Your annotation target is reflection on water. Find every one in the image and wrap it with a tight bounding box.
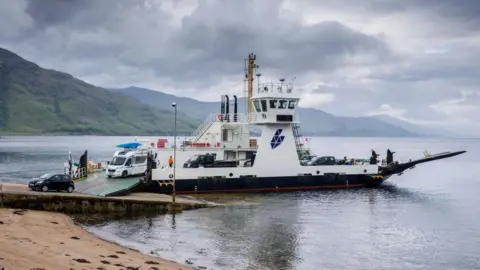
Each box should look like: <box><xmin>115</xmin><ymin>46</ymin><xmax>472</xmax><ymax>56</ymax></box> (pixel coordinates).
<box><xmin>3</xmin><ymin>136</ymin><xmax>480</xmax><ymax>269</ymax></box>
<box><xmin>80</xmin><ymin>185</ymin><xmax>480</xmax><ymax>270</ymax></box>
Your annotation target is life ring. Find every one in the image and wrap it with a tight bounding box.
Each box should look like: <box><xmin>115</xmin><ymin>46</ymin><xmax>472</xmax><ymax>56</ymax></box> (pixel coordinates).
<box><xmin>218</xmin><ymin>114</ymin><xmax>223</xmax><ymax>121</ymax></box>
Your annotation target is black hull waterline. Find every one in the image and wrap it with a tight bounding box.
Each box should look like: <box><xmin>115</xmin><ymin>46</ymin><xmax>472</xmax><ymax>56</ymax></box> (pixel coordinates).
<box><xmin>139</xmin><ymin>174</ymin><xmax>386</xmax><ymax>194</ymax></box>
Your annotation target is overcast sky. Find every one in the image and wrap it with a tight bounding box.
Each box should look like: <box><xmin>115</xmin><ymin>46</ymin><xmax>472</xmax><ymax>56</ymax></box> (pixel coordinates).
<box><xmin>1</xmin><ymin>0</ymin><xmax>479</xmax><ymax>136</ymax></box>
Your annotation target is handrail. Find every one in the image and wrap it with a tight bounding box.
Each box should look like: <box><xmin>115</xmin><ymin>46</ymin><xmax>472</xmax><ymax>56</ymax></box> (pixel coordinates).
<box><xmin>257</xmin><ymin>81</ymin><xmax>294</xmax><ymax>94</ymax></box>
<box><xmin>190</xmin><ymin>114</ymin><xmax>218</xmax><ymax>142</ymax></box>
<box><xmin>72</xmin><ymin>167</ymin><xmax>87</xmax><ymax>180</ymax></box>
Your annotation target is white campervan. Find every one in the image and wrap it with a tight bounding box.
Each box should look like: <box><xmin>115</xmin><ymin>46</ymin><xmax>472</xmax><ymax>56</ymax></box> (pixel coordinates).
<box><xmin>106</xmin><ymin>149</ymin><xmax>148</xmax><ymax>178</ymax></box>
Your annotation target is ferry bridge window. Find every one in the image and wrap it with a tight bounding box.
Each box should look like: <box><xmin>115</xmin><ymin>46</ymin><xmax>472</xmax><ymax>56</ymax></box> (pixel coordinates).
<box><xmin>269</xmin><ymin>99</ymin><xmax>278</xmax><ymax>109</ymax></box>
<box><xmin>288</xmin><ymin>100</ymin><xmax>296</xmax><ymax>109</ymax></box>
<box><xmin>261</xmin><ymin>100</ymin><xmax>267</xmax><ymax>111</ymax></box>
<box><xmin>253</xmin><ymin>100</ymin><xmax>261</xmax><ymax>112</ymax></box>
<box><xmin>278</xmin><ymin>100</ymin><xmax>288</xmax><ymax>109</ymax></box>
<box><xmin>277</xmin><ymin>114</ymin><xmax>293</xmax><ymax>122</ymax></box>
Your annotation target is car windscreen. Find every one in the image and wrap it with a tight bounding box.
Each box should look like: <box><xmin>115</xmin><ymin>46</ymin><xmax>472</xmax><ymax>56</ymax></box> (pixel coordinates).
<box><xmin>187</xmin><ymin>155</ymin><xmax>199</xmax><ymax>162</ymax></box>
<box><xmin>110</xmin><ymin>157</ymin><xmax>126</xmax><ymax>166</ymax></box>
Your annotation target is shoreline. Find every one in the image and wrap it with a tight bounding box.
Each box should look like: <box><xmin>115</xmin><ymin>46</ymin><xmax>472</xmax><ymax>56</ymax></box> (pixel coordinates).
<box><xmin>0</xmin><ymin>208</ymin><xmax>193</xmax><ymax>270</ymax></box>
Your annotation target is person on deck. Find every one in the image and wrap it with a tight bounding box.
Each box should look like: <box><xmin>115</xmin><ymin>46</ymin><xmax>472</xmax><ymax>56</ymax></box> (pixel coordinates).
<box><xmin>168</xmin><ymin>155</ymin><xmax>174</xmax><ymax>168</ymax></box>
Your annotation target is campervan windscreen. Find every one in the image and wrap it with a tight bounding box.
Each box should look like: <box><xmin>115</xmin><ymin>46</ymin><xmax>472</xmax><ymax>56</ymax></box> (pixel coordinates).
<box><xmin>111</xmin><ymin>157</ymin><xmax>126</xmax><ymax>166</ymax></box>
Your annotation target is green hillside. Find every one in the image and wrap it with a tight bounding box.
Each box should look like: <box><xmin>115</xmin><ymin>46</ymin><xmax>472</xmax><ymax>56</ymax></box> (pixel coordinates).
<box><xmin>0</xmin><ymin>48</ymin><xmax>199</xmax><ymax>135</ymax></box>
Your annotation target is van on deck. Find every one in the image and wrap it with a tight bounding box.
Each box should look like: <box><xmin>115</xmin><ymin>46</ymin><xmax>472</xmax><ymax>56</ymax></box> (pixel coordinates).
<box><xmin>106</xmin><ymin>149</ymin><xmax>148</xmax><ymax>178</ymax></box>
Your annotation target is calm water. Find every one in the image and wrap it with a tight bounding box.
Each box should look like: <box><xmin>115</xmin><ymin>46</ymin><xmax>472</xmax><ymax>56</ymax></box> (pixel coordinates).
<box><xmin>1</xmin><ymin>136</ymin><xmax>479</xmax><ymax>270</ymax></box>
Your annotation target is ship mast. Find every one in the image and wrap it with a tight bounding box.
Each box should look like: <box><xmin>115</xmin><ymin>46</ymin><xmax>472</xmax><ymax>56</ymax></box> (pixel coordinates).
<box><xmin>244</xmin><ymin>53</ymin><xmax>256</xmax><ymax>119</ymax></box>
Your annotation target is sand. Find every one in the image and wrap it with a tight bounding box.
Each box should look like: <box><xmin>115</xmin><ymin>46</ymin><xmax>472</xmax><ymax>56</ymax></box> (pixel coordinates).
<box><xmin>0</xmin><ymin>208</ymin><xmax>193</xmax><ymax>270</ymax></box>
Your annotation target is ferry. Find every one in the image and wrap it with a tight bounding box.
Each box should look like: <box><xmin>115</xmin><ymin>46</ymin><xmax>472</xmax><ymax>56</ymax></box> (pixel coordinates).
<box><xmin>137</xmin><ymin>53</ymin><xmax>467</xmax><ymax>194</ymax></box>
<box><xmin>112</xmin><ymin>53</ymin><xmax>311</xmax><ymax>171</ymax></box>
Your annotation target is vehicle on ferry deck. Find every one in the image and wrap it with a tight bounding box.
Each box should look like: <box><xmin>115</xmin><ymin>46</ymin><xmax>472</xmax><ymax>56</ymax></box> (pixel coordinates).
<box><xmin>106</xmin><ymin>148</ymin><xmax>149</xmax><ymax>178</ymax></box>
<box><xmin>183</xmin><ymin>153</ymin><xmax>251</xmax><ymax>168</ymax></box>
<box><xmin>305</xmin><ymin>156</ymin><xmax>336</xmax><ymax>166</ymax></box>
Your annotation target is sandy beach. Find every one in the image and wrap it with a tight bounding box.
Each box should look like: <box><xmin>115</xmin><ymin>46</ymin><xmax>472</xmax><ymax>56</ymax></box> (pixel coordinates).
<box><xmin>0</xmin><ymin>208</ymin><xmax>193</xmax><ymax>270</ymax></box>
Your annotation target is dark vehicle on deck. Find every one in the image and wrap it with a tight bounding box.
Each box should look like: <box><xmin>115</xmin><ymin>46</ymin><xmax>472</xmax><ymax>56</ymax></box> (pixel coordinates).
<box><xmin>183</xmin><ymin>153</ymin><xmax>243</xmax><ymax>168</ymax></box>
<box><xmin>28</xmin><ymin>173</ymin><xmax>75</xmax><ymax>193</ymax></box>
<box><xmin>300</xmin><ymin>155</ymin><xmax>317</xmax><ymax>165</ymax></box>
<box><xmin>306</xmin><ymin>156</ymin><xmax>337</xmax><ymax>166</ymax></box>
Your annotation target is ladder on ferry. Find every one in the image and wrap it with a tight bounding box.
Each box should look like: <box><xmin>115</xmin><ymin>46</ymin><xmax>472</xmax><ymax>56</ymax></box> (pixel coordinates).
<box><xmin>292</xmin><ymin>123</ymin><xmax>305</xmax><ymax>160</ymax></box>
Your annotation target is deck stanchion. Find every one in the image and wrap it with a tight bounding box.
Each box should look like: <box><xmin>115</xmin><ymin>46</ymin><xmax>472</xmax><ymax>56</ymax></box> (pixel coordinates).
<box><xmin>0</xmin><ymin>184</ymin><xmax>3</xmax><ymax>207</ymax></box>
<box><xmin>172</xmin><ymin>102</ymin><xmax>177</xmax><ymax>204</ymax></box>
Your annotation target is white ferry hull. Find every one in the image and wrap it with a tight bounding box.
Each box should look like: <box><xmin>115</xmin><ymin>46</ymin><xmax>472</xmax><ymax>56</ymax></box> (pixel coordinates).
<box><xmin>147</xmin><ymin>124</ymin><xmax>386</xmax><ymax>193</ymax></box>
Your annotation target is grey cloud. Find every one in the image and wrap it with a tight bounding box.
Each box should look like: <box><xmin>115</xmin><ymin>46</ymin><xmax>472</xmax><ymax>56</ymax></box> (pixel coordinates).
<box><xmin>458</xmin><ymin>92</ymin><xmax>480</xmax><ymax>106</ymax></box>
<box><xmin>25</xmin><ymin>0</ymin><xmax>94</xmax><ymax>28</ymax></box>
<box><xmin>0</xmin><ymin>0</ymin><xmax>32</xmax><ymax>40</ymax></box>
<box><xmin>297</xmin><ymin>0</ymin><xmax>480</xmax><ymax>32</ymax></box>
<box><xmin>369</xmin><ymin>45</ymin><xmax>480</xmax><ymax>84</ymax></box>
<box><xmin>408</xmin><ymin>0</ymin><xmax>480</xmax><ymax>32</ymax></box>
<box><xmin>4</xmin><ymin>0</ymin><xmax>392</xmax><ymax>86</ymax></box>
<box><xmin>0</xmin><ymin>0</ymin><xmax>479</xmax><ymax>135</ymax></box>
<box><xmin>155</xmin><ymin>19</ymin><xmax>391</xmax><ymax>85</ymax></box>
<box><xmin>24</xmin><ymin>0</ymin><xmax>151</xmax><ymax>30</ymax></box>
<box><xmin>307</xmin><ymin>76</ymin><xmax>467</xmax><ymax>122</ymax></box>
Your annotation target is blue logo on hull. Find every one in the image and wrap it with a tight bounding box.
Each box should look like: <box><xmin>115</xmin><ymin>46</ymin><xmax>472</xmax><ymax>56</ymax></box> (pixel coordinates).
<box><xmin>270</xmin><ymin>129</ymin><xmax>285</xmax><ymax>149</ymax></box>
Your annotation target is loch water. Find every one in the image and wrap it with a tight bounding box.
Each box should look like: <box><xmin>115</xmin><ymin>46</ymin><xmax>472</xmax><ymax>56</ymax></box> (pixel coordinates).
<box><xmin>0</xmin><ymin>136</ymin><xmax>479</xmax><ymax>270</ymax></box>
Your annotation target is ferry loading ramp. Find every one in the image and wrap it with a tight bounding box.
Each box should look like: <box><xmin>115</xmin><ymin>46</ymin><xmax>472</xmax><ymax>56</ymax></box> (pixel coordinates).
<box><xmin>73</xmin><ymin>172</ymin><xmax>141</xmax><ymax>197</ymax></box>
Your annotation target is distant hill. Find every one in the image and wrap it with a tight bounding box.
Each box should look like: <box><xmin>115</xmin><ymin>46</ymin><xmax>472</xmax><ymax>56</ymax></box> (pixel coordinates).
<box><xmin>0</xmin><ymin>48</ymin><xmax>199</xmax><ymax>135</ymax></box>
<box><xmin>112</xmin><ymin>86</ymin><xmax>218</xmax><ymax>121</ymax></box>
<box><xmin>0</xmin><ymin>47</ymin><xmax>439</xmax><ymax>137</ymax></box>
<box><xmin>112</xmin><ymin>86</ymin><xmax>428</xmax><ymax>137</ymax></box>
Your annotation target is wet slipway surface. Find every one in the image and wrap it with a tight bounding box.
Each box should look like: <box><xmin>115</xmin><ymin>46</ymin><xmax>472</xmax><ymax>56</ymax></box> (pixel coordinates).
<box><xmin>1</xmin><ymin>136</ymin><xmax>479</xmax><ymax>270</ymax></box>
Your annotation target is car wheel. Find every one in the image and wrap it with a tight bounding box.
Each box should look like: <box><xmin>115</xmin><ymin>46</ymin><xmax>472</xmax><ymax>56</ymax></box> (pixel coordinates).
<box><xmin>107</xmin><ymin>175</ymin><xmax>111</xmax><ymax>178</ymax></box>
<box><xmin>41</xmin><ymin>185</ymin><xmax>48</xmax><ymax>192</ymax></box>
<box><xmin>67</xmin><ymin>186</ymin><xmax>74</xmax><ymax>193</ymax></box>
<box><xmin>122</xmin><ymin>171</ymin><xmax>127</xmax><ymax>178</ymax></box>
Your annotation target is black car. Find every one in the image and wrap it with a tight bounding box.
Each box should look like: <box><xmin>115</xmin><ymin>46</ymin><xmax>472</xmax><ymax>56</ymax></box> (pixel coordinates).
<box><xmin>28</xmin><ymin>173</ymin><xmax>75</xmax><ymax>193</ymax></box>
